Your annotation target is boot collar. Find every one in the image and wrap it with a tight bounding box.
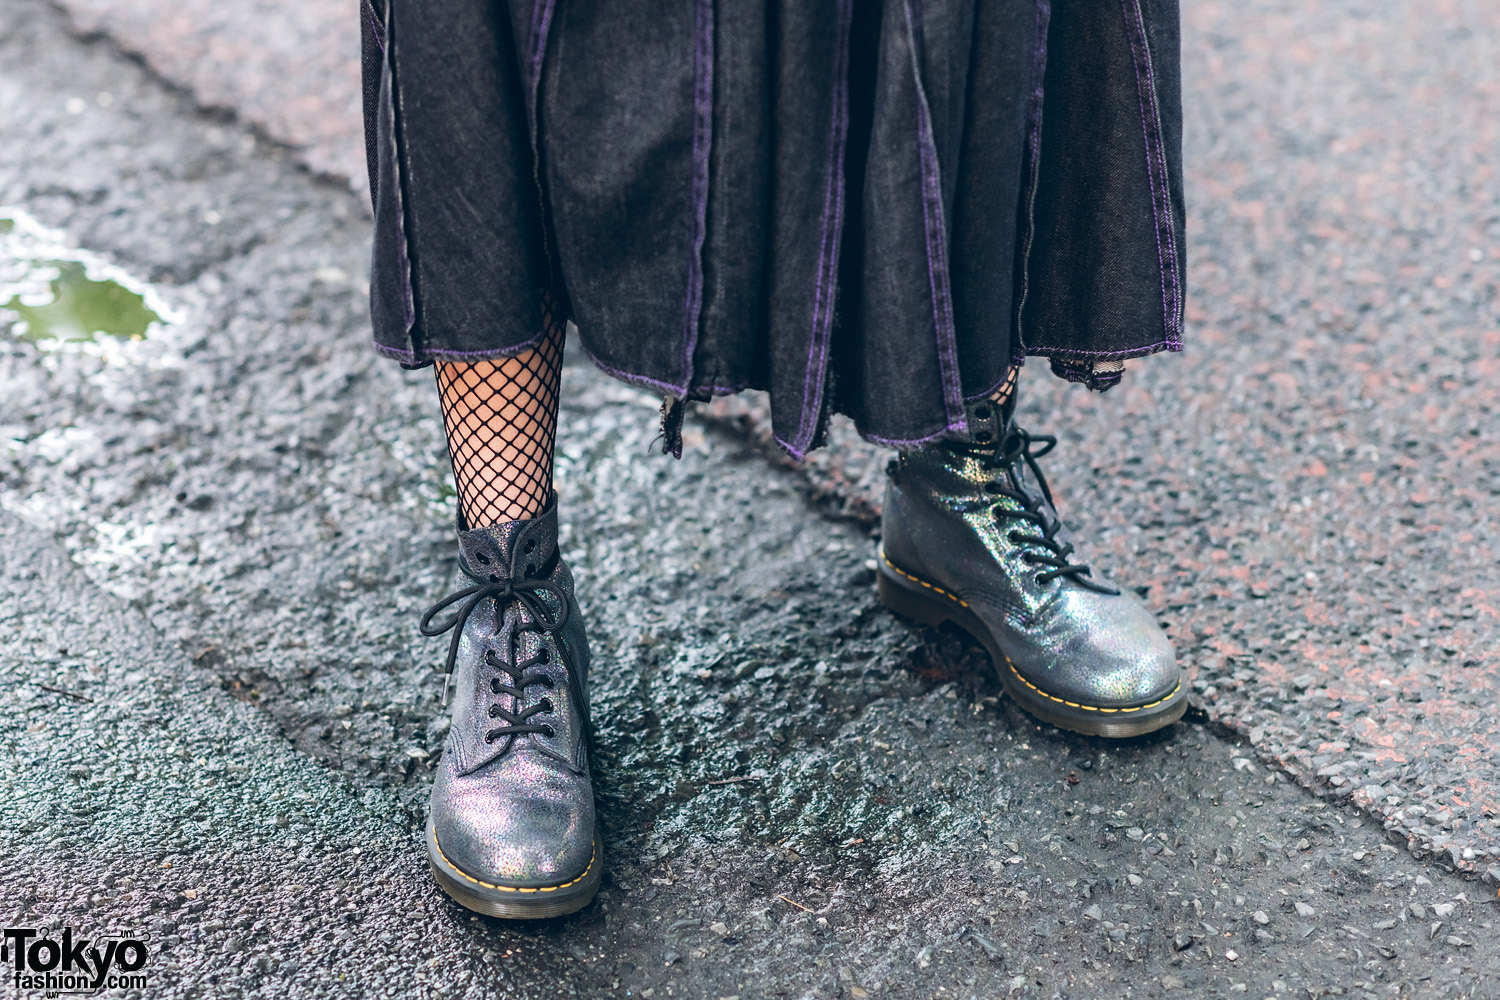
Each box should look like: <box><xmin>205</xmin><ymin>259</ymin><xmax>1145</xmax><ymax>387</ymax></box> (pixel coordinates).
<box><xmin>457</xmin><ymin>492</ymin><xmax>560</xmax><ymax>583</ymax></box>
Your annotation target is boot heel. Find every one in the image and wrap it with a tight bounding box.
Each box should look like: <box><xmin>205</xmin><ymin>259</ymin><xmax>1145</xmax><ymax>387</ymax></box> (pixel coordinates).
<box><xmin>877</xmin><ymin>559</ymin><xmax>952</xmax><ymax>628</ymax></box>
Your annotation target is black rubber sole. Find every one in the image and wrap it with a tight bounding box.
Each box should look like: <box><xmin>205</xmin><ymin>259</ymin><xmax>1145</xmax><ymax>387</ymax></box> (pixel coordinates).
<box><xmin>877</xmin><ymin>551</ymin><xmax>1187</xmax><ymax>738</ymax></box>
<box><xmin>426</xmin><ymin>819</ymin><xmax>602</xmax><ymax>919</ymax></box>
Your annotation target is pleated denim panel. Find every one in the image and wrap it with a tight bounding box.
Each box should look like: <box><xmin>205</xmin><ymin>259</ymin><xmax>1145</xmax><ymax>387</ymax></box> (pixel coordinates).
<box><xmin>361</xmin><ymin>0</ymin><xmax>1186</xmax><ymax>455</ymax></box>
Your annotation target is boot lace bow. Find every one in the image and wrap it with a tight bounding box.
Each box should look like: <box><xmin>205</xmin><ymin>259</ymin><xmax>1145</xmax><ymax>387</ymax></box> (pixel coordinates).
<box><xmin>420</xmin><ymin>556</ymin><xmax>583</xmax><ymax>741</ymax></box>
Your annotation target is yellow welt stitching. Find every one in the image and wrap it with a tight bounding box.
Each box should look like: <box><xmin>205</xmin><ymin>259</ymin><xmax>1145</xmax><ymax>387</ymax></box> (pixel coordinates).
<box><xmin>433</xmin><ymin>833</ymin><xmax>596</xmax><ymax>893</ymax></box>
<box><xmin>882</xmin><ymin>552</ymin><xmax>1182</xmax><ymax>714</ymax></box>
<box><xmin>1003</xmin><ymin>656</ymin><xmax>1179</xmax><ymax>714</ymax></box>
<box><xmin>880</xmin><ymin>552</ymin><xmax>969</xmax><ymax>608</ymax></box>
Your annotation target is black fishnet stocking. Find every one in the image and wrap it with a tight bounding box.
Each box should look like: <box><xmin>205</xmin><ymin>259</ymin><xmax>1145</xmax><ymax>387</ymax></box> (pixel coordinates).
<box><xmin>435</xmin><ymin>318</ymin><xmax>565</xmax><ymax>528</ymax></box>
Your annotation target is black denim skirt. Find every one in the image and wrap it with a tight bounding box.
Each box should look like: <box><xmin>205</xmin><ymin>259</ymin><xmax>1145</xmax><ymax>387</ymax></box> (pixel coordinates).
<box><xmin>361</xmin><ymin>0</ymin><xmax>1185</xmax><ymax>457</ymax></box>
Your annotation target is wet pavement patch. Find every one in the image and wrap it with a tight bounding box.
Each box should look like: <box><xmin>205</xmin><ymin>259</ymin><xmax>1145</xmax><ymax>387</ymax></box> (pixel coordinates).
<box><xmin>0</xmin><ymin>207</ymin><xmax>170</xmax><ymax>347</ymax></box>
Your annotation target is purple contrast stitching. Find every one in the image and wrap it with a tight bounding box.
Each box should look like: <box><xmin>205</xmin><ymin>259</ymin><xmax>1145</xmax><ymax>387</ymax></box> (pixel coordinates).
<box><xmin>780</xmin><ymin>420</ymin><xmax>965</xmax><ymax>457</ymax></box>
<box><xmin>677</xmin><ymin>0</ymin><xmax>715</xmax><ymax>390</ymax></box>
<box><xmin>579</xmin><ymin>340</ymin><xmax>744</xmax><ymax>398</ymax></box>
<box><xmin>1013</xmin><ymin>0</ymin><xmax>1051</xmax><ymax>352</ymax></box>
<box><xmin>903</xmin><ymin>0</ymin><xmax>965</xmax><ymax>434</ymax></box>
<box><xmin>789</xmin><ymin>0</ymin><xmax>853</xmax><ymax>455</ymax></box>
<box><xmin>373</xmin><ymin>342</ymin><xmax>419</xmax><ymax>362</ymax></box>
<box><xmin>860</xmin><ymin>424</ymin><xmax>959</xmax><ymax>452</ymax></box>
<box><xmin>1120</xmin><ymin>0</ymin><xmax>1172</xmax><ymax>339</ymax></box>
<box><xmin>1120</xmin><ymin>0</ymin><xmax>1181</xmax><ymax>344</ymax></box>
<box><xmin>363</xmin><ymin>0</ymin><xmax>386</xmax><ymax>53</ymax></box>
<box><xmin>526</xmin><ymin>0</ymin><xmax>554</xmax><ymax>95</ymax></box>
<box><xmin>1131</xmin><ymin>0</ymin><xmax>1182</xmax><ymax>341</ymax></box>
<box><xmin>962</xmin><ymin>369</ymin><xmax>1020</xmax><ymax>402</ymax></box>
<box><xmin>373</xmin><ymin>320</ymin><xmax>559</xmax><ymax>364</ymax></box>
<box><xmin>1023</xmin><ymin>339</ymin><xmax>1182</xmax><ymax>359</ymax></box>
<box><xmin>771</xmin><ymin>433</ymin><xmax>807</xmax><ymax>462</ymax></box>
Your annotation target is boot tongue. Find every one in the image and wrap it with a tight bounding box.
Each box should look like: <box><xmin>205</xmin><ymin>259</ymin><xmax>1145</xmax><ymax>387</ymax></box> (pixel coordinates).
<box><xmin>457</xmin><ymin>499</ymin><xmax>559</xmax><ymax>582</ymax></box>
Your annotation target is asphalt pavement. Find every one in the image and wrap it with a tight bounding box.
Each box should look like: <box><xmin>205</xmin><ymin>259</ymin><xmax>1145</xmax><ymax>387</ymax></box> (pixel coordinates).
<box><xmin>2</xmin><ymin>1</ymin><xmax>1498</xmax><ymax>998</ymax></box>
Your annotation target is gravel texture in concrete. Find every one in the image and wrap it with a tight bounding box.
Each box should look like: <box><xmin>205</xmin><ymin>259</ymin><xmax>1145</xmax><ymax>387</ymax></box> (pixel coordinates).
<box><xmin>3</xmin><ymin>1</ymin><xmax>1499</xmax><ymax>998</ymax></box>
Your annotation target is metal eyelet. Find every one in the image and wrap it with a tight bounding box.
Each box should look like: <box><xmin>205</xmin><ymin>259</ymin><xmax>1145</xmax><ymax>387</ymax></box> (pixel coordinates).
<box><xmin>974</xmin><ymin>431</ymin><xmax>991</xmax><ymax>443</ymax></box>
<box><xmin>539</xmin><ymin>699</ymin><xmax>554</xmax><ymax>714</ymax></box>
<box><xmin>524</xmin><ymin>539</ymin><xmax>537</xmax><ymax>554</ymax></box>
<box><xmin>542</xmin><ymin>725</ymin><xmax>557</xmax><ymax>739</ymax></box>
<box><xmin>474</xmin><ymin>551</ymin><xmax>490</xmax><ymax>565</ymax></box>
<box><xmin>974</xmin><ymin>406</ymin><xmax>991</xmax><ymax>420</ymax></box>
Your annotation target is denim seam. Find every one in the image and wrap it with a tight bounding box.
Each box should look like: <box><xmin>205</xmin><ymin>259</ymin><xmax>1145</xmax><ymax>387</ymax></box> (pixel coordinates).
<box><xmin>1023</xmin><ymin>340</ymin><xmax>1182</xmax><ymax>360</ymax></box>
<box><xmin>789</xmin><ymin>0</ymin><xmax>853</xmax><ymax>455</ymax></box>
<box><xmin>904</xmin><ymin>0</ymin><xmax>966</xmax><ymax>438</ymax></box>
<box><xmin>1012</xmin><ymin>0</ymin><xmax>1051</xmax><ymax>355</ymax></box>
<box><xmin>1121</xmin><ymin>0</ymin><xmax>1182</xmax><ymax>345</ymax></box>
<box><xmin>678</xmin><ymin>0</ymin><xmax>715</xmax><ymax>391</ymax></box>
<box><xmin>374</xmin><ymin>321</ymin><xmax>557</xmax><ymax>365</ymax></box>
<box><xmin>859</xmin><ymin>424</ymin><xmax>956</xmax><ymax>452</ymax></box>
<box><xmin>962</xmin><ymin>369</ymin><xmax>1021</xmax><ymax>403</ymax></box>
<box><xmin>579</xmin><ymin>340</ymin><xmax>745</xmax><ymax>398</ymax></box>
<box><xmin>379</xmin><ymin>335</ymin><xmax>748</xmax><ymax>397</ymax></box>
<box><xmin>382</xmin><ymin>3</ymin><xmax>416</xmax><ymax>337</ymax></box>
<box><xmin>526</xmin><ymin>0</ymin><xmax>559</xmax><ymax>295</ymax></box>
<box><xmin>1135</xmin><ymin>0</ymin><xmax>1182</xmax><ymax>340</ymax></box>
<box><xmin>771</xmin><ymin>432</ymin><xmax>807</xmax><ymax>462</ymax></box>
<box><xmin>374</xmin><ymin>342</ymin><xmax>421</xmax><ymax>364</ymax></box>
<box><xmin>363</xmin><ymin>0</ymin><xmax>385</xmax><ymax>53</ymax></box>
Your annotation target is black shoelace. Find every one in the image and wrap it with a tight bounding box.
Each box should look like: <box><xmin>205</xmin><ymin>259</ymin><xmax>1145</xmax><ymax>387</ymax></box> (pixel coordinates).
<box><xmin>419</xmin><ymin>557</ymin><xmax>582</xmax><ymax>742</ymax></box>
<box><xmin>947</xmin><ymin>425</ymin><xmax>1120</xmax><ymax>595</ymax></box>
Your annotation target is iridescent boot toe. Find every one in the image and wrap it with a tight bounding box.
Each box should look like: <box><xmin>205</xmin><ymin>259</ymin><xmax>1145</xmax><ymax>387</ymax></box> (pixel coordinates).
<box><xmin>879</xmin><ymin>401</ymin><xmax>1185</xmax><ymax>738</ymax></box>
<box><xmin>420</xmin><ymin>497</ymin><xmax>600</xmax><ymax>917</ymax></box>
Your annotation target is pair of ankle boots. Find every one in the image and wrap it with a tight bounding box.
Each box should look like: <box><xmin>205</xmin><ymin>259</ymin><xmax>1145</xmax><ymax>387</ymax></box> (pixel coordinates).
<box><xmin>419</xmin><ymin>402</ymin><xmax>1185</xmax><ymax>917</ymax></box>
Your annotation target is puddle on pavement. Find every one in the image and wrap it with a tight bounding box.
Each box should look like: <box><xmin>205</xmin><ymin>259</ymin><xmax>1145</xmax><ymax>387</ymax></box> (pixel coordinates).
<box><xmin>0</xmin><ymin>207</ymin><xmax>173</xmax><ymax>349</ymax></box>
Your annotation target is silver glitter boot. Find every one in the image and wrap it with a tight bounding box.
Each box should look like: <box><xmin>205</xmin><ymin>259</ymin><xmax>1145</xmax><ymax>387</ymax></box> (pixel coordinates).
<box><xmin>419</xmin><ymin>496</ymin><xmax>600</xmax><ymax>917</ymax></box>
<box><xmin>879</xmin><ymin>401</ymin><xmax>1186</xmax><ymax>737</ymax></box>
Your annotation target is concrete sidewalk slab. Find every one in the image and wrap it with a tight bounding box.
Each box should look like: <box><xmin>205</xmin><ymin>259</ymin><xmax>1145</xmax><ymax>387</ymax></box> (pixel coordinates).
<box><xmin>52</xmin><ymin>0</ymin><xmax>364</xmax><ymax>195</ymax></box>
